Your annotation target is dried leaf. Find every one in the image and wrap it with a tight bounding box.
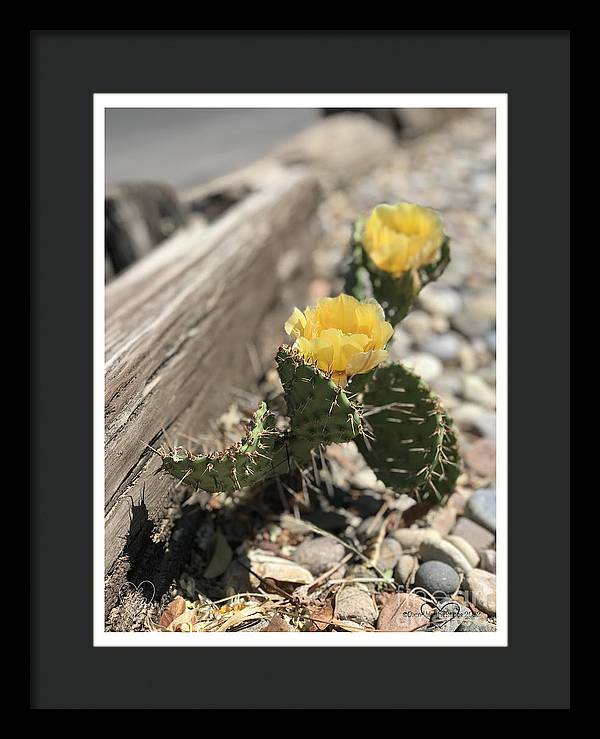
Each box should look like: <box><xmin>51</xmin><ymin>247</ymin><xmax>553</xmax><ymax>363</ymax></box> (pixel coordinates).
<box><xmin>261</xmin><ymin>614</ymin><xmax>291</xmax><ymax>632</ymax></box>
<box><xmin>308</xmin><ymin>600</ymin><xmax>334</xmax><ymax>631</ymax></box>
<box><xmin>159</xmin><ymin>596</ymin><xmax>187</xmax><ymax>628</ymax></box>
<box><xmin>169</xmin><ymin>609</ymin><xmax>198</xmax><ymax>632</ymax></box>
<box><xmin>214</xmin><ymin>602</ymin><xmax>270</xmax><ymax>632</ymax></box>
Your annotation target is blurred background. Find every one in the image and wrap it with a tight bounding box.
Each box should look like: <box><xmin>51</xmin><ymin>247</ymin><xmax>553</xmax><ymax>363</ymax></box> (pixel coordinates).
<box><xmin>106</xmin><ymin>108</ymin><xmax>320</xmax><ymax>188</ymax></box>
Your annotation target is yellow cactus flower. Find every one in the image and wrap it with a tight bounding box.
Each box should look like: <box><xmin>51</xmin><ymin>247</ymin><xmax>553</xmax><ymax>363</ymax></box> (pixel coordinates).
<box><xmin>284</xmin><ymin>294</ymin><xmax>393</xmax><ymax>385</ymax></box>
<box><xmin>362</xmin><ymin>202</ymin><xmax>445</xmax><ymax>277</ymax></box>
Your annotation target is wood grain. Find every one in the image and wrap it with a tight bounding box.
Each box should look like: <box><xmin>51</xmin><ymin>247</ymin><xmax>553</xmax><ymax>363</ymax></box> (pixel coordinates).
<box><xmin>104</xmin><ymin>169</ymin><xmax>322</xmax><ymax>576</ymax></box>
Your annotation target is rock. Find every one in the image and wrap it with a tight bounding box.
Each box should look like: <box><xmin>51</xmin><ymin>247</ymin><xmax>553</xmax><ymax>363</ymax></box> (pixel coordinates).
<box><xmin>403</xmin><ymin>353</ymin><xmax>443</xmax><ymax>382</ymax></box>
<box><xmin>389</xmin><ymin>326</ymin><xmax>412</xmax><ymax>360</ymax></box>
<box><xmin>465</xmin><ymin>487</ymin><xmax>496</xmax><ymax>532</ymax></box>
<box><xmin>430</xmin><ymin>505</ymin><xmax>458</xmax><ymax>535</ymax></box>
<box><xmin>350</xmin><ymin>467</ymin><xmax>385</xmax><ymax>492</ymax></box>
<box><xmin>293</xmin><ymin>537</ymin><xmax>346</xmax><ymax>576</ymax></box>
<box><xmin>431</xmin><ymin>370</ymin><xmax>463</xmax><ymax>398</ymax></box>
<box><xmin>237</xmin><ymin>619</ymin><xmax>270</xmax><ymax>632</ymax></box>
<box><xmin>452</xmin><ymin>291</ymin><xmax>495</xmax><ymax>337</ymax></box>
<box><xmin>447</xmin><ymin>487</ymin><xmax>473</xmax><ymax>514</ymax></box>
<box><xmin>377</xmin><ymin>592</ymin><xmax>430</xmax><ymax>632</ymax></box>
<box><xmin>414</xmin><ymin>560</ymin><xmax>460</xmax><ymax>596</ymax></box>
<box><xmin>388</xmin><ymin>494</ymin><xmax>419</xmax><ymax>514</ymax></box>
<box><xmin>479</xmin><ymin>549</ymin><xmax>496</xmax><ymax>573</ymax></box>
<box><xmin>464</xmin><ymin>569</ymin><xmax>496</xmax><ymax>616</ymax></box>
<box><xmin>335</xmin><ymin>587</ymin><xmax>378</xmax><ymax>625</ymax></box>
<box><xmin>420</xmin><ymin>332</ymin><xmax>462</xmax><ymax>362</ymax></box>
<box><xmin>444</xmin><ymin>534</ymin><xmax>480</xmax><ymax>568</ymax></box>
<box><xmin>451</xmin><ymin>516</ymin><xmax>495</xmax><ymax>551</ymax></box>
<box><xmin>464</xmin><ymin>438</ymin><xmax>496</xmax><ymax>477</ymax></box>
<box><xmin>278</xmin><ymin>513</ymin><xmax>314</xmax><ymax>535</ymax></box>
<box><xmin>419</xmin><ymin>285</ymin><xmax>463</xmax><ymax>317</ymax></box>
<box><xmin>457</xmin><ymin>617</ymin><xmax>496</xmax><ymax>632</ymax></box>
<box><xmin>376</xmin><ymin>537</ymin><xmax>403</xmax><ymax>572</ymax></box>
<box><xmin>458</xmin><ymin>344</ymin><xmax>478</xmax><ymax>372</ymax></box>
<box><xmin>472</xmin><ymin>337</ymin><xmax>492</xmax><ymax>366</ymax></box>
<box><xmin>452</xmin><ymin>403</ymin><xmax>496</xmax><ymax>439</ymax></box>
<box><xmin>430</xmin><ymin>314</ymin><xmax>450</xmax><ymax>333</ymax></box>
<box><xmin>429</xmin><ymin>599</ymin><xmax>472</xmax><ymax>632</ymax></box>
<box><xmin>463</xmin><ymin>374</ymin><xmax>496</xmax><ymax>409</ymax></box>
<box><xmin>356</xmin><ymin>516</ymin><xmax>385</xmax><ymax>541</ymax></box>
<box><xmin>452</xmin><ymin>402</ymin><xmax>486</xmax><ymax>428</ymax></box>
<box><xmin>247</xmin><ymin>550</ymin><xmax>314</xmax><ymax>586</ymax></box>
<box><xmin>486</xmin><ymin>329</ymin><xmax>496</xmax><ymax>352</ymax></box>
<box><xmin>394</xmin><ymin>554</ymin><xmax>418</xmax><ymax>587</ymax></box>
<box><xmin>472</xmin><ymin>410</ymin><xmax>496</xmax><ymax>439</ymax></box>
<box><xmin>478</xmin><ymin>361</ymin><xmax>496</xmax><ymax>386</ymax></box>
<box><xmin>419</xmin><ymin>536</ymin><xmax>474</xmax><ymax>574</ymax></box>
<box><xmin>402</xmin><ymin>310</ymin><xmax>433</xmax><ymax>343</ymax></box>
<box><xmin>391</xmin><ymin>527</ymin><xmax>441</xmax><ymax>550</ymax></box>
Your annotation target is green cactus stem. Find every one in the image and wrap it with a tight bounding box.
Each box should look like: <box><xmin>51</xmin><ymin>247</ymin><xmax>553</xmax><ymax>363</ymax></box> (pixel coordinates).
<box><xmin>355</xmin><ymin>362</ymin><xmax>460</xmax><ymax>505</ymax></box>
<box><xmin>161</xmin><ymin>347</ymin><xmax>364</xmax><ymax>494</ymax></box>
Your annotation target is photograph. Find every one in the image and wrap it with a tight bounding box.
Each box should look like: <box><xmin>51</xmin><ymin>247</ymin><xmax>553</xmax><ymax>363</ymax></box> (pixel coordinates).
<box><xmin>98</xmin><ymin>95</ymin><xmax>506</xmax><ymax>644</ymax></box>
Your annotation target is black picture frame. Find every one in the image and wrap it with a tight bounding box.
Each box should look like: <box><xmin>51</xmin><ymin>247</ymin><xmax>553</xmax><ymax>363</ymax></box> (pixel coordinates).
<box><xmin>30</xmin><ymin>30</ymin><xmax>570</xmax><ymax>710</ymax></box>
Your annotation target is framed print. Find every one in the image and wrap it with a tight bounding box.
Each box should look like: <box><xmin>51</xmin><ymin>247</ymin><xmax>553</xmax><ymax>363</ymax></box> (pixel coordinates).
<box><xmin>31</xmin><ymin>31</ymin><xmax>570</xmax><ymax>709</ymax></box>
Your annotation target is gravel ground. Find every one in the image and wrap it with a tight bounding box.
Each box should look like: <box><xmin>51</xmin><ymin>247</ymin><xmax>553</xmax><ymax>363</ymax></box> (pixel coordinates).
<box><xmin>110</xmin><ymin>110</ymin><xmax>497</xmax><ymax>633</ymax></box>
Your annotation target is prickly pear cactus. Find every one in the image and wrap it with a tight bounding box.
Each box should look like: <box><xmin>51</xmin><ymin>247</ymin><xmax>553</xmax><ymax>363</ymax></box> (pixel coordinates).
<box><xmin>356</xmin><ymin>363</ymin><xmax>460</xmax><ymax>504</ymax></box>
<box><xmin>345</xmin><ymin>212</ymin><xmax>451</xmax><ymax>326</ymax></box>
<box><xmin>159</xmin><ymin>200</ymin><xmax>462</xmax><ymax>506</ymax></box>
<box><xmin>161</xmin><ymin>402</ymin><xmax>288</xmax><ymax>493</ymax></box>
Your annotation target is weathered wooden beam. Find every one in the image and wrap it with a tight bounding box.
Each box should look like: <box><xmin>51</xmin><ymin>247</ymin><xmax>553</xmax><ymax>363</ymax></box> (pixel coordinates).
<box><xmin>105</xmin><ymin>182</ymin><xmax>188</xmax><ymax>277</ymax></box>
<box><xmin>104</xmin><ymin>169</ymin><xmax>322</xmax><ymax>579</ymax></box>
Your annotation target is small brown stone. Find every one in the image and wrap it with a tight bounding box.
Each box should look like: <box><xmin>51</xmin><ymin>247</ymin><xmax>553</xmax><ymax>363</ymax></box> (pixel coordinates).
<box><xmin>464</xmin><ymin>569</ymin><xmax>496</xmax><ymax>616</ymax></box>
<box><xmin>451</xmin><ymin>517</ymin><xmax>495</xmax><ymax>552</ymax></box>
<box><xmin>430</xmin><ymin>505</ymin><xmax>457</xmax><ymax>535</ymax></box>
<box><xmin>464</xmin><ymin>438</ymin><xmax>496</xmax><ymax>477</ymax></box>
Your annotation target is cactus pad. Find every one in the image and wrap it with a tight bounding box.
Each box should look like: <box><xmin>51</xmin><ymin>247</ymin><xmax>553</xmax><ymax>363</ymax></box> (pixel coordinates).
<box><xmin>276</xmin><ymin>345</ymin><xmax>362</xmax><ymax>456</ymax></box>
<box><xmin>161</xmin><ymin>402</ymin><xmax>289</xmax><ymax>493</ymax></box>
<box><xmin>356</xmin><ymin>362</ymin><xmax>460</xmax><ymax>504</ymax></box>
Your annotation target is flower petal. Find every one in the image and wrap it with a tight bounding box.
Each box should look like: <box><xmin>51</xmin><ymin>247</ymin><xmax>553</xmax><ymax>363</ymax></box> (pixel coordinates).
<box><xmin>346</xmin><ymin>349</ymin><xmax>389</xmax><ymax>376</ymax></box>
<box><xmin>284</xmin><ymin>307</ymin><xmax>306</xmax><ymax>339</ymax></box>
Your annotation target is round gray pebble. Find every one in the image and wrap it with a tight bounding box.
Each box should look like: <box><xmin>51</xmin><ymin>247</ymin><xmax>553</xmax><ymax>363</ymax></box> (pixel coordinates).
<box><xmin>466</xmin><ymin>487</ymin><xmax>496</xmax><ymax>532</ymax></box>
<box><xmin>421</xmin><ymin>332</ymin><xmax>462</xmax><ymax>362</ymax></box>
<box><xmin>414</xmin><ymin>560</ymin><xmax>460</xmax><ymax>596</ymax></box>
<box><xmin>292</xmin><ymin>537</ymin><xmax>345</xmax><ymax>576</ymax></box>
